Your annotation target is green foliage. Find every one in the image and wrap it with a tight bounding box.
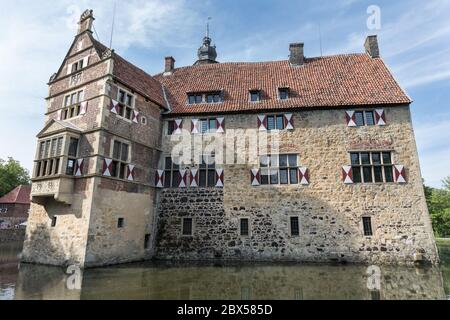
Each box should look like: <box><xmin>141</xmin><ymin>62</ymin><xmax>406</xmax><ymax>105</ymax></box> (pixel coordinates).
<box><xmin>443</xmin><ymin>176</ymin><xmax>450</xmax><ymax>191</ymax></box>
<box><xmin>425</xmin><ymin>182</ymin><xmax>450</xmax><ymax>237</ymax></box>
<box><xmin>0</xmin><ymin>157</ymin><xmax>31</xmax><ymax>197</ymax></box>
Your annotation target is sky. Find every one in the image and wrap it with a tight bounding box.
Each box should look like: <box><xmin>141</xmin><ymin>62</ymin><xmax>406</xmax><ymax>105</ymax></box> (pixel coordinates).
<box><xmin>0</xmin><ymin>0</ymin><xmax>449</xmax><ymax>188</ymax></box>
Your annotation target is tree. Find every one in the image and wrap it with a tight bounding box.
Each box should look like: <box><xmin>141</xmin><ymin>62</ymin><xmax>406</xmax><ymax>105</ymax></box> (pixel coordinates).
<box><xmin>425</xmin><ymin>183</ymin><xmax>450</xmax><ymax>237</ymax></box>
<box><xmin>443</xmin><ymin>176</ymin><xmax>450</xmax><ymax>191</ymax></box>
<box><xmin>0</xmin><ymin>157</ymin><xmax>31</xmax><ymax>197</ymax></box>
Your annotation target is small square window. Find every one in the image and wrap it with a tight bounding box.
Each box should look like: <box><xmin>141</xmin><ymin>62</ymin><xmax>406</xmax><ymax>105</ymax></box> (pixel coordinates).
<box><xmin>250</xmin><ymin>90</ymin><xmax>261</xmax><ymax>102</ymax></box>
<box><xmin>279</xmin><ymin>88</ymin><xmax>289</xmax><ymax>100</ymax></box>
<box><xmin>117</xmin><ymin>218</ymin><xmax>124</xmax><ymax>228</ymax></box>
<box><xmin>51</xmin><ymin>216</ymin><xmax>57</xmax><ymax>227</ymax></box>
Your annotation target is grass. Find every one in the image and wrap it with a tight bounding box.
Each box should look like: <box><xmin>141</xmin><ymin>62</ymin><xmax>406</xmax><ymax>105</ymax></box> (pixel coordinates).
<box><xmin>436</xmin><ymin>238</ymin><xmax>450</xmax><ymax>296</ymax></box>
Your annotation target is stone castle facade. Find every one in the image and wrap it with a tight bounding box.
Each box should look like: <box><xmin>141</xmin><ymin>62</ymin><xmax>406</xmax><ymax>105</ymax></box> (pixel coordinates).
<box><xmin>22</xmin><ymin>10</ymin><xmax>439</xmax><ymax>267</ymax></box>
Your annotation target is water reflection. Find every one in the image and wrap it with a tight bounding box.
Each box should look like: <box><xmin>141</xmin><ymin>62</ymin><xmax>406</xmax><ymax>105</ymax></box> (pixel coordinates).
<box><xmin>12</xmin><ymin>261</ymin><xmax>446</xmax><ymax>300</ymax></box>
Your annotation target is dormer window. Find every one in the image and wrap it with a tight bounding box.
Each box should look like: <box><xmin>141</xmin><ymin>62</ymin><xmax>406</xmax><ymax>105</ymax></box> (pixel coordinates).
<box><xmin>206</xmin><ymin>92</ymin><xmax>222</xmax><ymax>103</ymax></box>
<box><xmin>188</xmin><ymin>94</ymin><xmax>203</xmax><ymax>104</ymax></box>
<box><xmin>188</xmin><ymin>92</ymin><xmax>223</xmax><ymax>104</ymax></box>
<box><xmin>278</xmin><ymin>87</ymin><xmax>289</xmax><ymax>100</ymax></box>
<box><xmin>249</xmin><ymin>90</ymin><xmax>261</xmax><ymax>102</ymax></box>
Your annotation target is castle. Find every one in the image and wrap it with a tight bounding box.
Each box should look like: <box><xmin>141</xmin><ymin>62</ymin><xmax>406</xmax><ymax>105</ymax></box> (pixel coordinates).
<box><xmin>22</xmin><ymin>10</ymin><xmax>439</xmax><ymax>267</ymax></box>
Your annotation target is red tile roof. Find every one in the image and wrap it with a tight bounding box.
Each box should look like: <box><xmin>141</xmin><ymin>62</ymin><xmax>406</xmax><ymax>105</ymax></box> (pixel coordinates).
<box><xmin>91</xmin><ymin>39</ymin><xmax>167</xmax><ymax>109</ymax></box>
<box><xmin>155</xmin><ymin>54</ymin><xmax>411</xmax><ymax>115</ymax></box>
<box><xmin>0</xmin><ymin>185</ymin><xmax>31</xmax><ymax>205</ymax></box>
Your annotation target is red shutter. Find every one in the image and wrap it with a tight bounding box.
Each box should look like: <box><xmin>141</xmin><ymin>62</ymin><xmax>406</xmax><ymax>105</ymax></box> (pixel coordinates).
<box><xmin>251</xmin><ymin>168</ymin><xmax>261</xmax><ymax>186</ymax></box>
<box><xmin>375</xmin><ymin>109</ymin><xmax>386</xmax><ymax>126</ymax></box>
<box><xmin>102</xmin><ymin>158</ymin><xmax>113</xmax><ymax>176</ymax></box>
<box><xmin>75</xmin><ymin>159</ymin><xmax>84</xmax><ymax>176</ymax></box>
<box><xmin>345</xmin><ymin>110</ymin><xmax>357</xmax><ymax>127</ymax></box>
<box><xmin>174</xmin><ymin>119</ymin><xmax>182</xmax><ymax>134</ymax></box>
<box><xmin>179</xmin><ymin>169</ymin><xmax>187</xmax><ymax>187</ymax></box>
<box><xmin>79</xmin><ymin>101</ymin><xmax>88</xmax><ymax>115</ymax></box>
<box><xmin>215</xmin><ymin>168</ymin><xmax>224</xmax><ymax>187</ymax></box>
<box><xmin>258</xmin><ymin>115</ymin><xmax>267</xmax><ymax>131</ymax></box>
<box><xmin>191</xmin><ymin>119</ymin><xmax>199</xmax><ymax>134</ymax></box>
<box><xmin>298</xmin><ymin>167</ymin><xmax>309</xmax><ymax>185</ymax></box>
<box><xmin>342</xmin><ymin>165</ymin><xmax>353</xmax><ymax>184</ymax></box>
<box><xmin>109</xmin><ymin>99</ymin><xmax>119</xmax><ymax>114</ymax></box>
<box><xmin>132</xmin><ymin>110</ymin><xmax>140</xmax><ymax>123</ymax></box>
<box><xmin>155</xmin><ymin>170</ymin><xmax>164</xmax><ymax>188</ymax></box>
<box><xmin>127</xmin><ymin>164</ymin><xmax>135</xmax><ymax>181</ymax></box>
<box><xmin>394</xmin><ymin>165</ymin><xmax>406</xmax><ymax>183</ymax></box>
<box><xmin>284</xmin><ymin>113</ymin><xmax>294</xmax><ymax>130</ymax></box>
<box><xmin>216</xmin><ymin>117</ymin><xmax>225</xmax><ymax>133</ymax></box>
<box><xmin>190</xmin><ymin>168</ymin><xmax>199</xmax><ymax>187</ymax></box>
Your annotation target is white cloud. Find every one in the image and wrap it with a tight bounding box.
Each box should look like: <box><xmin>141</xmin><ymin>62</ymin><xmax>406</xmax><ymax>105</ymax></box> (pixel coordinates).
<box><xmin>415</xmin><ymin>119</ymin><xmax>450</xmax><ymax>188</ymax></box>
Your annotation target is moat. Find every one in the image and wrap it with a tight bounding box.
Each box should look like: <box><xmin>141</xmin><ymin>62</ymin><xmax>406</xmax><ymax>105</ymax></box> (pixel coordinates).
<box><xmin>1</xmin><ymin>241</ymin><xmax>449</xmax><ymax>300</ymax></box>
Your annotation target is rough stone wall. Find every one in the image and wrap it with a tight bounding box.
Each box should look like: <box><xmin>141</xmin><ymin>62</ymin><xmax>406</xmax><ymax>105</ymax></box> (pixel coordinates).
<box><xmin>22</xmin><ymin>177</ymin><xmax>95</xmax><ymax>266</ymax></box>
<box><xmin>84</xmin><ymin>178</ymin><xmax>156</xmax><ymax>267</ymax></box>
<box><xmin>157</xmin><ymin>105</ymin><xmax>438</xmax><ymax>265</ymax></box>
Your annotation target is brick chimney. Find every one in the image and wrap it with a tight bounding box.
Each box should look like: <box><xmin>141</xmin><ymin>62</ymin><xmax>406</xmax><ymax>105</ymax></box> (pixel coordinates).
<box><xmin>77</xmin><ymin>9</ymin><xmax>94</xmax><ymax>35</ymax></box>
<box><xmin>289</xmin><ymin>43</ymin><xmax>304</xmax><ymax>66</ymax></box>
<box><xmin>164</xmin><ymin>56</ymin><xmax>175</xmax><ymax>74</ymax></box>
<box><xmin>364</xmin><ymin>35</ymin><xmax>380</xmax><ymax>58</ymax></box>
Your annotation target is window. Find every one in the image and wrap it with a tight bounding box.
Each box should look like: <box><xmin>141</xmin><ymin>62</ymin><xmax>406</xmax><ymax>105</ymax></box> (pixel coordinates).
<box><xmin>167</xmin><ymin>120</ymin><xmax>176</xmax><ymax>135</ymax></box>
<box><xmin>260</xmin><ymin>154</ymin><xmax>298</xmax><ymax>185</ymax></box>
<box><xmin>71</xmin><ymin>59</ymin><xmax>84</xmax><ymax>73</ymax></box>
<box><xmin>111</xmin><ymin>141</ymin><xmax>129</xmax><ymax>179</ymax></box>
<box><xmin>144</xmin><ymin>234</ymin><xmax>151</xmax><ymax>249</ymax></box>
<box><xmin>117</xmin><ymin>218</ymin><xmax>124</xmax><ymax>228</ymax></box>
<box><xmin>141</xmin><ymin>116</ymin><xmax>147</xmax><ymax>125</ymax></box>
<box><xmin>290</xmin><ymin>217</ymin><xmax>300</xmax><ymax>236</ymax></box>
<box><xmin>266</xmin><ymin>114</ymin><xmax>285</xmax><ymax>131</ymax></box>
<box><xmin>35</xmin><ymin>136</ymin><xmax>64</xmax><ymax>177</ymax></box>
<box><xmin>182</xmin><ymin>218</ymin><xmax>193</xmax><ymax>236</ymax></box>
<box><xmin>164</xmin><ymin>156</ymin><xmax>180</xmax><ymax>188</ymax></box>
<box><xmin>116</xmin><ymin>89</ymin><xmax>135</xmax><ymax>121</ymax></box>
<box><xmin>206</xmin><ymin>92</ymin><xmax>222</xmax><ymax>103</ymax></box>
<box><xmin>362</xmin><ymin>217</ymin><xmax>373</xmax><ymax>236</ymax></box>
<box><xmin>62</xmin><ymin>90</ymin><xmax>84</xmax><ymax>120</ymax></box>
<box><xmin>65</xmin><ymin>138</ymin><xmax>79</xmax><ymax>175</ymax></box>
<box><xmin>240</xmin><ymin>218</ymin><xmax>249</xmax><ymax>236</ymax></box>
<box><xmin>188</xmin><ymin>93</ymin><xmax>203</xmax><ymax>104</ymax></box>
<box><xmin>188</xmin><ymin>92</ymin><xmax>222</xmax><ymax>105</ymax></box>
<box><xmin>278</xmin><ymin>88</ymin><xmax>289</xmax><ymax>100</ymax></box>
<box><xmin>51</xmin><ymin>216</ymin><xmax>57</xmax><ymax>227</ymax></box>
<box><xmin>351</xmin><ymin>151</ymin><xmax>393</xmax><ymax>183</ymax></box>
<box><xmin>354</xmin><ymin>110</ymin><xmax>375</xmax><ymax>126</ymax></box>
<box><xmin>198</xmin><ymin>154</ymin><xmax>216</xmax><ymax>187</ymax></box>
<box><xmin>199</xmin><ymin>118</ymin><xmax>217</xmax><ymax>133</ymax></box>
<box><xmin>249</xmin><ymin>90</ymin><xmax>261</xmax><ymax>102</ymax></box>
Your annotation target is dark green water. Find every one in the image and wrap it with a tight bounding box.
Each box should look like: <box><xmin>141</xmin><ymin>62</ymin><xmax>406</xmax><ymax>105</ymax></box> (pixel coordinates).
<box><xmin>0</xmin><ymin>241</ymin><xmax>449</xmax><ymax>300</ymax></box>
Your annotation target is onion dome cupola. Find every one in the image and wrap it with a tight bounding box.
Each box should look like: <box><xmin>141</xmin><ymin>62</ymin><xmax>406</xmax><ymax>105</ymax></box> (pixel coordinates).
<box><xmin>194</xmin><ymin>18</ymin><xmax>218</xmax><ymax>65</ymax></box>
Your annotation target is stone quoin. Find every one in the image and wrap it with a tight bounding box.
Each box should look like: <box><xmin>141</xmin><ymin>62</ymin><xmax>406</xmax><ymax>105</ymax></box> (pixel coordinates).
<box><xmin>21</xmin><ymin>9</ymin><xmax>439</xmax><ymax>267</ymax></box>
